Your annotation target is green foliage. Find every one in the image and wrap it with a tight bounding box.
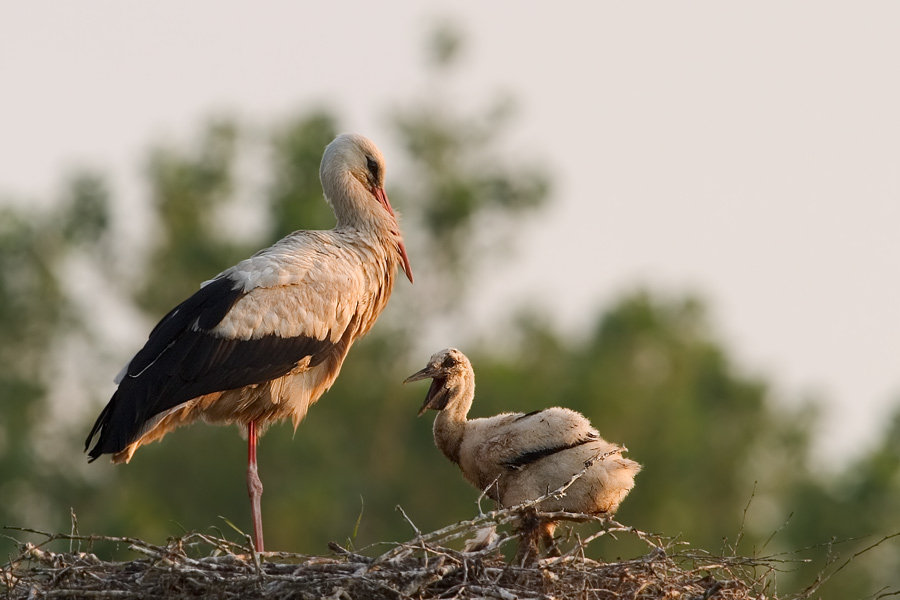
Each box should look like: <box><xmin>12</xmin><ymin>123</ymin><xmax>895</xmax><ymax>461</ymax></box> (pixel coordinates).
<box><xmin>60</xmin><ymin>173</ymin><xmax>111</xmax><ymax>248</ymax></box>
<box><xmin>0</xmin><ymin>174</ymin><xmax>110</xmax><ymax>538</ymax></box>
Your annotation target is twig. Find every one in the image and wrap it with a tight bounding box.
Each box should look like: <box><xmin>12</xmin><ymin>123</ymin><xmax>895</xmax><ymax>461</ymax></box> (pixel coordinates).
<box><xmin>476</xmin><ymin>476</ymin><xmax>501</xmax><ymax>516</ymax></box>
<box><xmin>395</xmin><ymin>505</ymin><xmax>421</xmax><ymax>538</ymax></box>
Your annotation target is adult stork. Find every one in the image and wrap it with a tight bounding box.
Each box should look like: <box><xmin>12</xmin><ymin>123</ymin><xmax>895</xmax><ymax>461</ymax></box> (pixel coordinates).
<box><xmin>85</xmin><ymin>133</ymin><xmax>413</xmax><ymax>552</ymax></box>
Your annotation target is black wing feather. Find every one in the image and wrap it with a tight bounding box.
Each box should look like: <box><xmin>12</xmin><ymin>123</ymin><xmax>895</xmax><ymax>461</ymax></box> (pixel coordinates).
<box><xmin>126</xmin><ymin>276</ymin><xmax>243</xmax><ymax>377</ymax></box>
<box><xmin>503</xmin><ymin>436</ymin><xmax>596</xmax><ymax>470</ymax></box>
<box><xmin>515</xmin><ymin>410</ymin><xmax>542</xmax><ymax>421</ymax></box>
<box><xmin>503</xmin><ymin>408</ymin><xmax>599</xmax><ymax>470</ymax></box>
<box><xmin>85</xmin><ymin>276</ymin><xmax>338</xmax><ymax>460</ymax></box>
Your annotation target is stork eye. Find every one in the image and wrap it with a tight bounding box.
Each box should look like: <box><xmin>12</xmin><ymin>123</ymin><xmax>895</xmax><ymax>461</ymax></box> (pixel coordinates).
<box><xmin>442</xmin><ymin>356</ymin><xmax>456</xmax><ymax>368</ymax></box>
<box><xmin>366</xmin><ymin>156</ymin><xmax>380</xmax><ymax>179</ymax></box>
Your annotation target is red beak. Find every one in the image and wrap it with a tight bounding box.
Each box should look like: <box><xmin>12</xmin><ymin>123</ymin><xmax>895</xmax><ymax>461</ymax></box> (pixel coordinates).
<box><xmin>374</xmin><ymin>187</ymin><xmax>414</xmax><ymax>283</ymax></box>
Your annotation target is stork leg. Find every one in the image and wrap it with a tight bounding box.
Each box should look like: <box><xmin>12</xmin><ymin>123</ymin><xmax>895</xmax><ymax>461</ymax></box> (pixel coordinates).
<box><xmin>539</xmin><ymin>520</ymin><xmax>560</xmax><ymax>557</ymax></box>
<box><xmin>247</xmin><ymin>420</ymin><xmax>265</xmax><ymax>552</ymax></box>
<box><xmin>514</xmin><ymin>508</ymin><xmax>542</xmax><ymax>566</ymax></box>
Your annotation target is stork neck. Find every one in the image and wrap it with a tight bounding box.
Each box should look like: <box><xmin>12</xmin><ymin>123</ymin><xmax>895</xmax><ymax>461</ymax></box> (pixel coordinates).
<box><xmin>432</xmin><ymin>370</ymin><xmax>475</xmax><ymax>466</ymax></box>
<box><xmin>325</xmin><ymin>170</ymin><xmax>396</xmax><ymax>235</ymax></box>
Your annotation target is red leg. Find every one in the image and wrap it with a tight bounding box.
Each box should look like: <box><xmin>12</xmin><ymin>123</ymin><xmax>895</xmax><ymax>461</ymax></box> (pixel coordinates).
<box><xmin>247</xmin><ymin>420</ymin><xmax>265</xmax><ymax>552</ymax></box>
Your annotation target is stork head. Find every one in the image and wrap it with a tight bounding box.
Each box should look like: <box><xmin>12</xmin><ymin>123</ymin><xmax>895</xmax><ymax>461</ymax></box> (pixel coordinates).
<box><xmin>320</xmin><ymin>133</ymin><xmax>413</xmax><ymax>283</ymax></box>
<box><xmin>404</xmin><ymin>348</ymin><xmax>473</xmax><ymax>416</ymax></box>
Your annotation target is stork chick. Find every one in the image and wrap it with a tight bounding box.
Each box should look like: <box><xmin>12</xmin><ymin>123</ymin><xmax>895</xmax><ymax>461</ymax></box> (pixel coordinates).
<box><xmin>405</xmin><ymin>348</ymin><xmax>640</xmax><ymax>561</ymax></box>
<box><xmin>85</xmin><ymin>133</ymin><xmax>413</xmax><ymax>552</ymax></box>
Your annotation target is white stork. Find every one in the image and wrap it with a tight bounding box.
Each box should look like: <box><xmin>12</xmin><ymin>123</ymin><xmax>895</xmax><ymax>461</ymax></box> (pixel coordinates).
<box><xmin>85</xmin><ymin>133</ymin><xmax>413</xmax><ymax>552</ymax></box>
<box><xmin>405</xmin><ymin>348</ymin><xmax>640</xmax><ymax>559</ymax></box>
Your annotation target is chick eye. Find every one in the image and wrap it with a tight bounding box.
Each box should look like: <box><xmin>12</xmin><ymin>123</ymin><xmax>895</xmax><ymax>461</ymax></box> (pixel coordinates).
<box><xmin>442</xmin><ymin>356</ymin><xmax>456</xmax><ymax>368</ymax></box>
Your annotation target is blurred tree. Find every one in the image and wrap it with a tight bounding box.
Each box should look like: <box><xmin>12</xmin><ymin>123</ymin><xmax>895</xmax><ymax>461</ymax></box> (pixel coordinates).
<box><xmin>770</xmin><ymin>406</ymin><xmax>900</xmax><ymax>598</ymax></box>
<box><xmin>0</xmin><ymin>172</ymin><xmax>111</xmax><ymax>537</ymax></box>
<box><xmin>0</xmin><ymin>209</ymin><xmax>59</xmax><ymax>531</ymax></box>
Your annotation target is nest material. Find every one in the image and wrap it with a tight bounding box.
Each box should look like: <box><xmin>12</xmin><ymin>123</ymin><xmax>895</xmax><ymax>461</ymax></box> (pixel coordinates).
<box><xmin>2</xmin><ymin>510</ymin><xmax>786</xmax><ymax>600</ymax></box>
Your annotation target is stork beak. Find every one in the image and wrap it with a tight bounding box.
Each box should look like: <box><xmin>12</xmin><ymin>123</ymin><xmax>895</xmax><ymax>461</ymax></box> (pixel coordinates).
<box><xmin>373</xmin><ymin>187</ymin><xmax>414</xmax><ymax>284</ymax></box>
<box><xmin>399</xmin><ymin>240</ymin><xmax>414</xmax><ymax>284</ymax></box>
<box><xmin>403</xmin><ymin>366</ymin><xmax>435</xmax><ymax>385</ymax></box>
<box><xmin>403</xmin><ymin>367</ymin><xmax>448</xmax><ymax>416</ymax></box>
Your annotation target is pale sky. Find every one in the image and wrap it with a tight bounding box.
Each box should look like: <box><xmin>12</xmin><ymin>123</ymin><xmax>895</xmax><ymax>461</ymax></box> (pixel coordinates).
<box><xmin>2</xmin><ymin>2</ymin><xmax>898</xmax><ymax>466</ymax></box>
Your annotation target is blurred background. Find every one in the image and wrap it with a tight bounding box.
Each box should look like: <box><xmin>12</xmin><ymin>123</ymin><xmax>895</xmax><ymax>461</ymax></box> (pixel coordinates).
<box><xmin>1</xmin><ymin>2</ymin><xmax>898</xmax><ymax>597</ymax></box>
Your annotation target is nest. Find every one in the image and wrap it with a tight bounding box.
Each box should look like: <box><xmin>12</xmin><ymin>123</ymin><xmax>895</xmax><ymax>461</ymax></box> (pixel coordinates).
<box><xmin>2</xmin><ymin>505</ymin><xmax>798</xmax><ymax>600</ymax></box>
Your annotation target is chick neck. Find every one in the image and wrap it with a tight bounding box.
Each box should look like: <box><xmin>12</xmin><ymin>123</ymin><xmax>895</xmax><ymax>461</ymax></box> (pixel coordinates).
<box><xmin>432</xmin><ymin>367</ymin><xmax>476</xmax><ymax>466</ymax></box>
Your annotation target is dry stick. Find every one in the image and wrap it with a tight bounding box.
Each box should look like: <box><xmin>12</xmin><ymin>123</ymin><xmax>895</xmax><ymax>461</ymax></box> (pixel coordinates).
<box><xmin>191</xmin><ymin>532</ymin><xmax>244</xmax><ymax>558</ymax></box>
<box><xmin>547</xmin><ymin>519</ymin><xmax>658</xmax><ymax>564</ymax></box>
<box><xmin>758</xmin><ymin>511</ymin><xmax>796</xmax><ymax>559</ymax></box>
<box><xmin>731</xmin><ymin>481</ymin><xmax>758</xmax><ymax>554</ymax></box>
<box><xmin>395</xmin><ymin>505</ymin><xmax>422</xmax><ymax>538</ymax></box>
<box><xmin>5</xmin><ymin>527</ymin><xmax>144</xmax><ymax>549</ymax></box>
<box><xmin>4</xmin><ymin>528</ymin><xmax>278</xmax><ymax>580</ymax></box>
<box><xmin>68</xmin><ymin>508</ymin><xmax>79</xmax><ymax>555</ymax></box>
<box><xmin>475</xmin><ymin>475</ymin><xmax>502</xmax><ymax>516</ymax></box>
